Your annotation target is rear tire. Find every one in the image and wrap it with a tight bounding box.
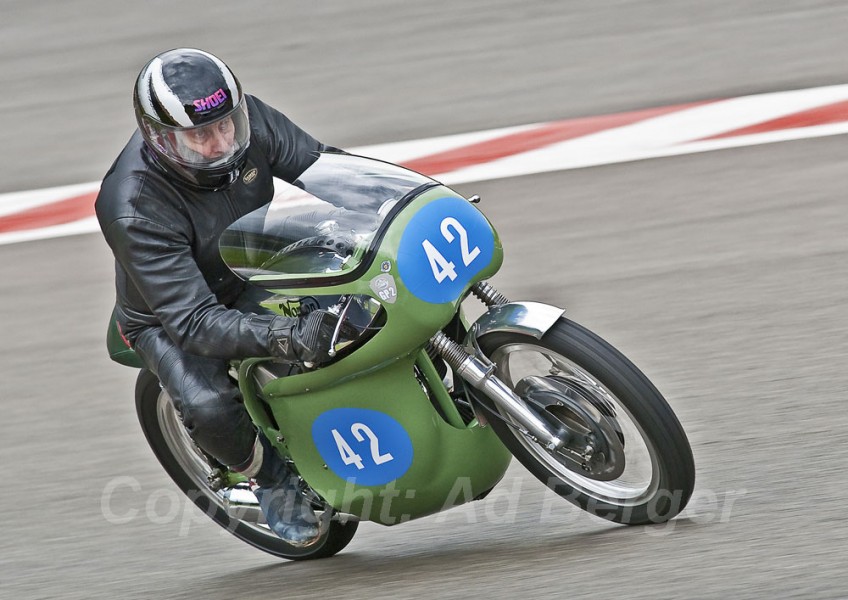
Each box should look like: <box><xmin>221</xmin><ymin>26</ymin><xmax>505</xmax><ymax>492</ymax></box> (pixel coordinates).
<box><xmin>135</xmin><ymin>369</ymin><xmax>358</xmax><ymax>560</ymax></box>
<box><xmin>477</xmin><ymin>317</ymin><xmax>695</xmax><ymax>525</ymax></box>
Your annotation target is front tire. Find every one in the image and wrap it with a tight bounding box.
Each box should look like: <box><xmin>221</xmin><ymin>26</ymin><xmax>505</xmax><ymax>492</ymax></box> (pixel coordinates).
<box><xmin>476</xmin><ymin>318</ymin><xmax>695</xmax><ymax>525</ymax></box>
<box><xmin>134</xmin><ymin>369</ymin><xmax>358</xmax><ymax>560</ymax></box>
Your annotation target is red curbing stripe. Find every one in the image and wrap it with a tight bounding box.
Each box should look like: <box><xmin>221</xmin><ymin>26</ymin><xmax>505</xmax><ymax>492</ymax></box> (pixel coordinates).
<box><xmin>0</xmin><ymin>191</ymin><xmax>98</xmax><ymax>233</ymax></box>
<box><xmin>700</xmin><ymin>99</ymin><xmax>848</xmax><ymax>140</ymax></box>
<box><xmin>401</xmin><ymin>100</ymin><xmax>714</xmax><ymax>175</ymax></box>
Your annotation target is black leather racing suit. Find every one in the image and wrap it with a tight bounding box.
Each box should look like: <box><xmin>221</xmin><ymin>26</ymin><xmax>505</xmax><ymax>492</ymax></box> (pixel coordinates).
<box><xmin>96</xmin><ymin>94</ymin><xmax>338</xmax><ymax>468</ymax></box>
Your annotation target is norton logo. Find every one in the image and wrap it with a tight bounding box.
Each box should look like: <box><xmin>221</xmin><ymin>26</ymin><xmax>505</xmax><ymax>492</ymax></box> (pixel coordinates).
<box><xmin>242</xmin><ymin>168</ymin><xmax>258</xmax><ymax>184</ymax></box>
<box><xmin>192</xmin><ymin>88</ymin><xmax>228</xmax><ymax>113</ymax></box>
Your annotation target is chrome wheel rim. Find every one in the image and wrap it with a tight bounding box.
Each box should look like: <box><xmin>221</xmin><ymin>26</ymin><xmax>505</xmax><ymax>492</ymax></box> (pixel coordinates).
<box><xmin>490</xmin><ymin>343</ymin><xmax>661</xmax><ymax>505</ymax></box>
<box><xmin>155</xmin><ymin>390</ymin><xmax>282</xmax><ymax>540</ymax></box>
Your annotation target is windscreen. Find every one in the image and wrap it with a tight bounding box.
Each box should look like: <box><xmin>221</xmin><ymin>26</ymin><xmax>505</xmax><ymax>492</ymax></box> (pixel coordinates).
<box><xmin>220</xmin><ymin>153</ymin><xmax>434</xmax><ymax>282</ymax></box>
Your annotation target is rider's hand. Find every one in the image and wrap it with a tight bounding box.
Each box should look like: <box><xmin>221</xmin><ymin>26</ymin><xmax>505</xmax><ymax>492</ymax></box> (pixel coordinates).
<box><xmin>268</xmin><ymin>310</ymin><xmax>340</xmax><ymax>365</ymax></box>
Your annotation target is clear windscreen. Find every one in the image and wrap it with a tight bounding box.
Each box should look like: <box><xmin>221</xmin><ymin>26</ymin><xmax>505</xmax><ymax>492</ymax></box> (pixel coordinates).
<box><xmin>220</xmin><ymin>153</ymin><xmax>434</xmax><ymax>282</ymax></box>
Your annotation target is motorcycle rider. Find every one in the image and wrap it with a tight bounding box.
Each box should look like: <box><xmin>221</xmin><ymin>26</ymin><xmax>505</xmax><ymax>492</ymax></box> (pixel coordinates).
<box><xmin>96</xmin><ymin>48</ymin><xmax>342</xmax><ymax>547</ymax></box>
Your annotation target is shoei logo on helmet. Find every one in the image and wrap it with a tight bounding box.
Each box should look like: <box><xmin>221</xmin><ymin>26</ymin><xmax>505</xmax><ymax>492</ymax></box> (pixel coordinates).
<box><xmin>192</xmin><ymin>88</ymin><xmax>228</xmax><ymax>113</ymax></box>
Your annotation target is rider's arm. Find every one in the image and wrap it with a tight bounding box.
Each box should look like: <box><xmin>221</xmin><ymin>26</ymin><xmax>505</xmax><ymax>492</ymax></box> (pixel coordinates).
<box><xmin>105</xmin><ymin>212</ymin><xmax>335</xmax><ymax>364</ymax></box>
<box><xmin>103</xmin><ymin>212</ymin><xmax>283</xmax><ymax>359</ymax></box>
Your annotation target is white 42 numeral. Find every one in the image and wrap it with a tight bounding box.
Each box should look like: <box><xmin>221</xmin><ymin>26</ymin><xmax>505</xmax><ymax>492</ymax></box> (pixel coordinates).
<box><xmin>422</xmin><ymin>217</ymin><xmax>481</xmax><ymax>283</ymax></box>
<box><xmin>422</xmin><ymin>239</ymin><xmax>456</xmax><ymax>283</ymax></box>
<box><xmin>441</xmin><ymin>217</ymin><xmax>481</xmax><ymax>266</ymax></box>
<box><xmin>331</xmin><ymin>423</ymin><xmax>394</xmax><ymax>470</ymax></box>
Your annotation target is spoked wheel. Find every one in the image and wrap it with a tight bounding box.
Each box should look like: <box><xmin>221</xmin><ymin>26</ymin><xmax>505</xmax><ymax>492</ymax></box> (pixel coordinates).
<box><xmin>134</xmin><ymin>369</ymin><xmax>358</xmax><ymax>560</ymax></box>
<box><xmin>476</xmin><ymin>318</ymin><xmax>695</xmax><ymax>525</ymax></box>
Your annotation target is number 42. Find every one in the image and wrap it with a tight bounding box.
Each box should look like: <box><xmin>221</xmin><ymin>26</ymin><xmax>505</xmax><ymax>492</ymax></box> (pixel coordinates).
<box><xmin>421</xmin><ymin>217</ymin><xmax>481</xmax><ymax>283</ymax></box>
<box><xmin>332</xmin><ymin>423</ymin><xmax>394</xmax><ymax>470</ymax></box>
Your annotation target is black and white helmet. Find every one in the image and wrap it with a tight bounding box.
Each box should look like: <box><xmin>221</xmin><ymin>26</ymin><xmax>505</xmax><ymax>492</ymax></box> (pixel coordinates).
<box><xmin>133</xmin><ymin>48</ymin><xmax>250</xmax><ymax>190</ymax></box>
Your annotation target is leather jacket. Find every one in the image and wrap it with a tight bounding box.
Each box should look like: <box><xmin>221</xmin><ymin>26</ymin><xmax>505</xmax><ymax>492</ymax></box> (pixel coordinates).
<box><xmin>96</xmin><ymin>95</ymin><xmax>338</xmax><ymax>359</ymax></box>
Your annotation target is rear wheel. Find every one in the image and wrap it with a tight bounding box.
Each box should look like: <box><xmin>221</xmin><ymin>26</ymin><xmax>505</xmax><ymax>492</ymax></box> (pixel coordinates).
<box><xmin>135</xmin><ymin>369</ymin><xmax>358</xmax><ymax>560</ymax></box>
<box><xmin>476</xmin><ymin>318</ymin><xmax>695</xmax><ymax>525</ymax></box>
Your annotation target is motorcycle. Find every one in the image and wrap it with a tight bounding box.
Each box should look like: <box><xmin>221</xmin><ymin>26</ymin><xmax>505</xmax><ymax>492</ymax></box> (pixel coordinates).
<box><xmin>122</xmin><ymin>152</ymin><xmax>695</xmax><ymax>560</ymax></box>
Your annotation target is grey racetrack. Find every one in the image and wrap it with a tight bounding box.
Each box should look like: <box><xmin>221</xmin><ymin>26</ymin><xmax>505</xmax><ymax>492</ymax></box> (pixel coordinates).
<box><xmin>2</xmin><ymin>2</ymin><xmax>847</xmax><ymax>599</ymax></box>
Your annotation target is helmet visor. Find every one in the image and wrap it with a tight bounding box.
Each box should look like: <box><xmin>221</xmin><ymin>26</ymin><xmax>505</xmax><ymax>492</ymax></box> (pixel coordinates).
<box><xmin>145</xmin><ymin>101</ymin><xmax>250</xmax><ymax>170</ymax></box>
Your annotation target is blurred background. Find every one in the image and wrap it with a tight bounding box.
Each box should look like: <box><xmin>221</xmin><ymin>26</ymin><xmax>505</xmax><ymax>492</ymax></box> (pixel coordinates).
<box><xmin>2</xmin><ymin>2</ymin><xmax>847</xmax><ymax>598</ymax></box>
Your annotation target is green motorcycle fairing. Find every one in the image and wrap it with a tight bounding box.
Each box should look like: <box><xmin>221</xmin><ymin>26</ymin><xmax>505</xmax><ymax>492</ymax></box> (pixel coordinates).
<box><xmin>221</xmin><ymin>153</ymin><xmax>512</xmax><ymax>524</ymax></box>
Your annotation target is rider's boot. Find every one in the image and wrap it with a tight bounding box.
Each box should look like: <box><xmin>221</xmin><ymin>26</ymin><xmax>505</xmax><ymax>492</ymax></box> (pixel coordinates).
<box><xmin>250</xmin><ymin>435</ymin><xmax>321</xmax><ymax>547</ymax></box>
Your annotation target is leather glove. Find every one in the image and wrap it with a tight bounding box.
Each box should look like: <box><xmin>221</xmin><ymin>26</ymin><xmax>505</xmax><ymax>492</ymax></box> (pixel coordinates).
<box><xmin>267</xmin><ymin>309</ymin><xmax>340</xmax><ymax>365</ymax></box>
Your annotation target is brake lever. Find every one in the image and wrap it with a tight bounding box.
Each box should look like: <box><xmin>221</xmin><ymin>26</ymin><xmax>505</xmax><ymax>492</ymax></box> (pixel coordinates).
<box><xmin>327</xmin><ymin>295</ymin><xmax>354</xmax><ymax>358</ymax></box>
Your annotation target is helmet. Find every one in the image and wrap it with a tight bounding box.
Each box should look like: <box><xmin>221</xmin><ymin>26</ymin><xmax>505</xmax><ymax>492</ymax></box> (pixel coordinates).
<box><xmin>133</xmin><ymin>48</ymin><xmax>250</xmax><ymax>190</ymax></box>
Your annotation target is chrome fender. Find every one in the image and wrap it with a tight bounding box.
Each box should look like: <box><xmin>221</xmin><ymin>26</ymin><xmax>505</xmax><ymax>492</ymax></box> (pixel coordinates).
<box><xmin>459</xmin><ymin>301</ymin><xmax>566</xmax><ymax>434</ymax></box>
<box><xmin>465</xmin><ymin>301</ymin><xmax>565</xmax><ymax>345</ymax></box>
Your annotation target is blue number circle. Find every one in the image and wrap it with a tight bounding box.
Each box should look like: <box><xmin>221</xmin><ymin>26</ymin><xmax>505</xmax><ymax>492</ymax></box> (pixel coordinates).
<box><xmin>312</xmin><ymin>408</ymin><xmax>414</xmax><ymax>486</ymax></box>
<box><xmin>397</xmin><ymin>197</ymin><xmax>495</xmax><ymax>304</ymax></box>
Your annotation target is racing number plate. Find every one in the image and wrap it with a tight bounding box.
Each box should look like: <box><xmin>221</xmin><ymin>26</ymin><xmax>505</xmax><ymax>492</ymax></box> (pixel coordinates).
<box><xmin>312</xmin><ymin>408</ymin><xmax>414</xmax><ymax>486</ymax></box>
<box><xmin>397</xmin><ymin>197</ymin><xmax>495</xmax><ymax>304</ymax></box>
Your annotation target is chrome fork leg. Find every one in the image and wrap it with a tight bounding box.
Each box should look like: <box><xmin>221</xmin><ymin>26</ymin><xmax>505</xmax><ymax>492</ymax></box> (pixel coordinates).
<box><xmin>430</xmin><ymin>331</ymin><xmax>563</xmax><ymax>451</ymax></box>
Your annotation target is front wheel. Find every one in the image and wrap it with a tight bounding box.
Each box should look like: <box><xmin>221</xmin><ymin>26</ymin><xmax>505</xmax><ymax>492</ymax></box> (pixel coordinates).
<box><xmin>476</xmin><ymin>318</ymin><xmax>695</xmax><ymax>525</ymax></box>
<box><xmin>134</xmin><ymin>369</ymin><xmax>358</xmax><ymax>560</ymax></box>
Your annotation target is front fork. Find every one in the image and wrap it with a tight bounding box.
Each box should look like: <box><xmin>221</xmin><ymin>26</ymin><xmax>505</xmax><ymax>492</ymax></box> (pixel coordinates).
<box><xmin>429</xmin><ymin>282</ymin><xmax>566</xmax><ymax>451</ymax></box>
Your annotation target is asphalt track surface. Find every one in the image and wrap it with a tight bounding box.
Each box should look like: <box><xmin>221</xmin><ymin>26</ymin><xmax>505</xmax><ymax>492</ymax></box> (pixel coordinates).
<box><xmin>3</xmin><ymin>3</ymin><xmax>848</xmax><ymax>599</ymax></box>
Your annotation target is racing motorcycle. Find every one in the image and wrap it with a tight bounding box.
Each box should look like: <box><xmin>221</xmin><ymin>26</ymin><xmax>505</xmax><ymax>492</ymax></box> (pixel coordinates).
<box><xmin>118</xmin><ymin>153</ymin><xmax>695</xmax><ymax>560</ymax></box>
